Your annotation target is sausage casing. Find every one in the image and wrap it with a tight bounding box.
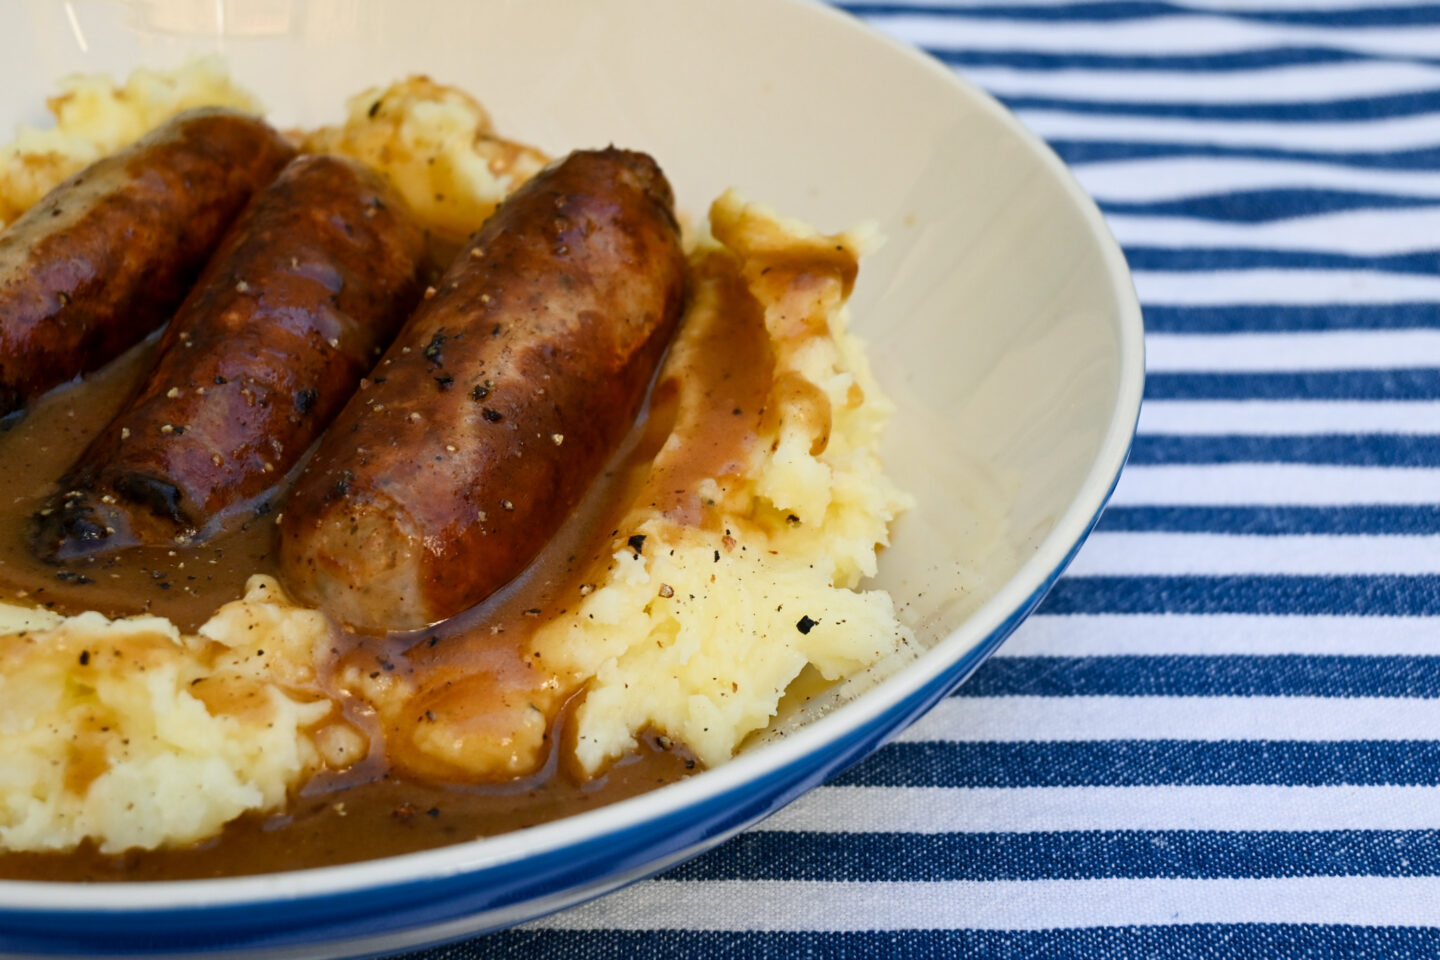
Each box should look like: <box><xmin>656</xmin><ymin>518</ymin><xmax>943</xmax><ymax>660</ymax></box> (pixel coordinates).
<box><xmin>280</xmin><ymin>148</ymin><xmax>687</xmax><ymax>632</ymax></box>
<box><xmin>0</xmin><ymin>107</ymin><xmax>295</xmax><ymax>416</ymax></box>
<box><xmin>32</xmin><ymin>154</ymin><xmax>428</xmax><ymax>559</ymax></box>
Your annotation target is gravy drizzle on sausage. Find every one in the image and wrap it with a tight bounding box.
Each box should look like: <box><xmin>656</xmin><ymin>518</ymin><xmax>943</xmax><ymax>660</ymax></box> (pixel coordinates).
<box><xmin>279</xmin><ymin>148</ymin><xmax>688</xmax><ymax>633</ymax></box>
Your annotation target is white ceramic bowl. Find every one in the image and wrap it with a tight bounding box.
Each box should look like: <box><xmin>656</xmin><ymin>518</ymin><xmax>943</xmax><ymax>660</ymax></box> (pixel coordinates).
<box><xmin>0</xmin><ymin>0</ymin><xmax>1143</xmax><ymax>956</ymax></box>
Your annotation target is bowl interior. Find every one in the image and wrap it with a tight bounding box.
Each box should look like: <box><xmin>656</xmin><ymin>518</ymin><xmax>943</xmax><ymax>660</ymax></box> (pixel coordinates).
<box><xmin>0</xmin><ymin>0</ymin><xmax>1139</xmax><ymax>902</ymax></box>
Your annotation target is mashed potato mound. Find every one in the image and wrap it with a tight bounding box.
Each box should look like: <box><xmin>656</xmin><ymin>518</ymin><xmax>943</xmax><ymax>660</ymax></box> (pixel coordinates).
<box><xmin>300</xmin><ymin>76</ymin><xmax>548</xmax><ymax>243</ymax></box>
<box><xmin>533</xmin><ymin>191</ymin><xmax>915</xmax><ymax>775</ymax></box>
<box><xmin>0</xmin><ymin>578</ymin><xmax>339</xmax><ymax>853</ymax></box>
<box><xmin>0</xmin><ymin>61</ymin><xmax>546</xmax><ymax>242</ymax></box>
<box><xmin>0</xmin><ymin>56</ymin><xmax>258</xmax><ymax>229</ymax></box>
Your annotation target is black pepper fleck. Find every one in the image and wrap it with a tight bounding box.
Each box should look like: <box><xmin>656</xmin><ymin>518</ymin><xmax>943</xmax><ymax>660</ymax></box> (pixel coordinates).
<box><xmin>424</xmin><ymin>331</ymin><xmax>448</xmax><ymax>365</ymax></box>
<box><xmin>333</xmin><ymin>469</ymin><xmax>354</xmax><ymax>499</ymax></box>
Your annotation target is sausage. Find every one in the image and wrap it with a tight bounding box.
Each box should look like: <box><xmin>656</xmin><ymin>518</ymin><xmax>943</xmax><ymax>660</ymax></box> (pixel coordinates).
<box><xmin>0</xmin><ymin>107</ymin><xmax>295</xmax><ymax>417</ymax></box>
<box><xmin>31</xmin><ymin>154</ymin><xmax>428</xmax><ymax>559</ymax></box>
<box><xmin>279</xmin><ymin>148</ymin><xmax>686</xmax><ymax>632</ymax></box>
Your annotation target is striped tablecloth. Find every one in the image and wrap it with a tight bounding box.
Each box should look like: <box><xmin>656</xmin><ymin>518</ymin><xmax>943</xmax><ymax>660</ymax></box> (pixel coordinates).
<box><xmin>405</xmin><ymin>1</ymin><xmax>1440</xmax><ymax>956</ymax></box>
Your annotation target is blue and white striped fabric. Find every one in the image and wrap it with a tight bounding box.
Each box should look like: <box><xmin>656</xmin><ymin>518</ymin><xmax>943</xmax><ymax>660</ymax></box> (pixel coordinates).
<box><xmin>401</xmin><ymin>1</ymin><xmax>1440</xmax><ymax>956</ymax></box>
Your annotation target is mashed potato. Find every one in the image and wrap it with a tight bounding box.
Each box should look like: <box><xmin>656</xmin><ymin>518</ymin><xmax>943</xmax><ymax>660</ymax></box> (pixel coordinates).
<box><xmin>301</xmin><ymin>77</ymin><xmax>549</xmax><ymax>243</ymax></box>
<box><xmin>0</xmin><ymin>56</ymin><xmax>258</xmax><ymax>229</ymax></box>
<box><xmin>0</xmin><ymin>60</ymin><xmax>545</xmax><ymax>239</ymax></box>
<box><xmin>0</xmin><ymin>62</ymin><xmax>912</xmax><ymax>854</ymax></box>
<box><xmin>0</xmin><ymin>578</ymin><xmax>337</xmax><ymax>854</ymax></box>
<box><xmin>539</xmin><ymin>193</ymin><xmax>914</xmax><ymax>774</ymax></box>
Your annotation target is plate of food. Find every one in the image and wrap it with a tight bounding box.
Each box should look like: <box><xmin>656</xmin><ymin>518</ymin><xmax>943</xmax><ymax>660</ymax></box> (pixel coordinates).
<box><xmin>0</xmin><ymin>0</ymin><xmax>1143</xmax><ymax>956</ymax></box>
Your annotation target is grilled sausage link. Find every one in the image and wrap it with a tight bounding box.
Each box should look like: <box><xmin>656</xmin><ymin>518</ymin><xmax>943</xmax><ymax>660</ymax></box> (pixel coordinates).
<box><xmin>279</xmin><ymin>148</ymin><xmax>687</xmax><ymax>632</ymax></box>
<box><xmin>31</xmin><ymin>154</ymin><xmax>428</xmax><ymax>559</ymax></box>
<box><xmin>0</xmin><ymin>107</ymin><xmax>295</xmax><ymax>417</ymax></box>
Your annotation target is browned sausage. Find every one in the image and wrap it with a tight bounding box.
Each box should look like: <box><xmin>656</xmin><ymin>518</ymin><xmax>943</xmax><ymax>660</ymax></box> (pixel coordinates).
<box><xmin>0</xmin><ymin>107</ymin><xmax>296</xmax><ymax>417</ymax></box>
<box><xmin>279</xmin><ymin>148</ymin><xmax>686</xmax><ymax>632</ymax></box>
<box><xmin>31</xmin><ymin>154</ymin><xmax>428</xmax><ymax>559</ymax></box>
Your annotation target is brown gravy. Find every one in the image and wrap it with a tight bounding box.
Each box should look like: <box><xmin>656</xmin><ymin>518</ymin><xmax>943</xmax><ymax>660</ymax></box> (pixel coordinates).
<box><xmin>0</xmin><ymin>336</ymin><xmax>278</xmax><ymax>633</ymax></box>
<box><xmin>0</xmin><ymin>719</ymin><xmax>696</xmax><ymax>882</ymax></box>
<box><xmin>0</xmin><ymin>319</ymin><xmax>721</xmax><ymax>882</ymax></box>
<box><xmin>0</xmin><ymin>245</ymin><xmax>785</xmax><ymax>883</ymax></box>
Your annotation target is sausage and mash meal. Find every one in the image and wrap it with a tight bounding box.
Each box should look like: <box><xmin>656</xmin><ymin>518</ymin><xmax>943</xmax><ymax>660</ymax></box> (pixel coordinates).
<box><xmin>0</xmin><ymin>60</ymin><xmax>913</xmax><ymax>879</ymax></box>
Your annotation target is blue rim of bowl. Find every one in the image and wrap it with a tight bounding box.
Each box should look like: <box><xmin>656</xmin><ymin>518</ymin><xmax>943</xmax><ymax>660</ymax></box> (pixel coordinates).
<box><xmin>0</xmin><ymin>0</ymin><xmax>1146</xmax><ymax>929</ymax></box>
